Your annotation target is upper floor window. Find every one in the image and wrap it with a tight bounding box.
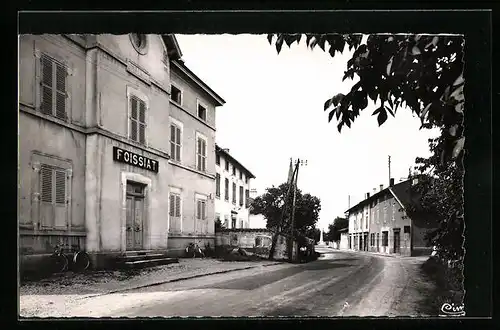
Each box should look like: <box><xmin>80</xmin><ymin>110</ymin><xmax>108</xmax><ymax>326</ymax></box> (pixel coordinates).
<box><xmin>215</xmin><ymin>174</ymin><xmax>221</xmax><ymax>198</ymax></box>
<box><xmin>39</xmin><ymin>54</ymin><xmax>68</xmax><ymax>120</ymax></box>
<box><xmin>170</xmin><ymin>119</ymin><xmax>182</xmax><ymax>162</ymax></box>
<box><xmin>232</xmin><ymin>182</ymin><xmax>237</xmax><ymax>204</ymax></box>
<box><xmin>225</xmin><ymin>159</ymin><xmax>229</xmax><ymax>171</ymax></box>
<box><xmin>216</xmin><ymin>154</ymin><xmax>220</xmax><ymax>166</ymax></box>
<box><xmin>232</xmin><ymin>166</ymin><xmax>236</xmax><ymax>176</ymax></box>
<box><xmin>240</xmin><ymin>172</ymin><xmax>243</xmax><ymax>180</ymax></box>
<box><xmin>239</xmin><ymin>186</ymin><xmax>244</xmax><ymax>206</ymax></box>
<box><xmin>196</xmin><ymin>134</ymin><xmax>207</xmax><ymax>172</ymax></box>
<box><xmin>197</xmin><ymin>101</ymin><xmax>207</xmax><ymax>121</ymax></box>
<box><xmin>128</xmin><ymin>94</ymin><xmax>147</xmax><ymax>144</ymax></box>
<box><xmin>245</xmin><ymin>176</ymin><xmax>249</xmax><ymax>184</ymax></box>
<box><xmin>245</xmin><ymin>189</ymin><xmax>249</xmax><ymax>208</ymax></box>
<box><xmin>170</xmin><ymin>84</ymin><xmax>182</xmax><ymax>105</ymax></box>
<box><xmin>224</xmin><ymin>178</ymin><xmax>229</xmax><ymax>201</ymax></box>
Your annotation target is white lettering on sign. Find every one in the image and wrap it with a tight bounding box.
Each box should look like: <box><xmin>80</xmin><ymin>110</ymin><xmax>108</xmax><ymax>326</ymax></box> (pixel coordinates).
<box><xmin>113</xmin><ymin>146</ymin><xmax>159</xmax><ymax>173</ymax></box>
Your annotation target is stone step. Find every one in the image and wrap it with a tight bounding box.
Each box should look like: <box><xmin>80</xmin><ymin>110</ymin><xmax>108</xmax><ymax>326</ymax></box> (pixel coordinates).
<box><xmin>120</xmin><ymin>253</ymin><xmax>166</xmax><ymax>261</ymax></box>
<box><xmin>122</xmin><ymin>250</ymin><xmax>159</xmax><ymax>257</ymax></box>
<box><xmin>123</xmin><ymin>257</ymin><xmax>178</xmax><ymax>269</ymax></box>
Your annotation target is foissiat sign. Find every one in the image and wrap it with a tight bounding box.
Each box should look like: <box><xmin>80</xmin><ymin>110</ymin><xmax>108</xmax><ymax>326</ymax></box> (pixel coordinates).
<box><xmin>113</xmin><ymin>146</ymin><xmax>159</xmax><ymax>173</ymax></box>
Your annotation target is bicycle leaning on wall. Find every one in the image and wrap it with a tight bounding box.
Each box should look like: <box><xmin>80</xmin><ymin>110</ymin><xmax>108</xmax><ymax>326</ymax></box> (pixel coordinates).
<box><xmin>50</xmin><ymin>244</ymin><xmax>91</xmax><ymax>274</ymax></box>
<box><xmin>185</xmin><ymin>242</ymin><xmax>205</xmax><ymax>258</ymax></box>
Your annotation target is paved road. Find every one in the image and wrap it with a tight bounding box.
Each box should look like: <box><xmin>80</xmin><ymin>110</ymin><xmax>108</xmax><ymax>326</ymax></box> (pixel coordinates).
<box><xmin>68</xmin><ymin>247</ymin><xmax>421</xmax><ymax>317</ymax></box>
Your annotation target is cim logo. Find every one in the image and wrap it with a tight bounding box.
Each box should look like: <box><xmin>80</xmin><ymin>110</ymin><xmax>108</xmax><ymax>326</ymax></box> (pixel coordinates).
<box><xmin>439</xmin><ymin>303</ymin><xmax>465</xmax><ymax>317</ymax></box>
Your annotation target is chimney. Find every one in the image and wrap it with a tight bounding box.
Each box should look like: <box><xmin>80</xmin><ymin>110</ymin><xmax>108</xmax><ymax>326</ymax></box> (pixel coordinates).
<box><xmin>373</xmin><ymin>188</ymin><xmax>377</xmax><ymax>194</ymax></box>
<box><xmin>390</xmin><ymin>178</ymin><xmax>395</xmax><ymax>187</ymax></box>
<box><xmin>365</xmin><ymin>192</ymin><xmax>370</xmax><ymax>199</ymax></box>
<box><xmin>223</xmin><ymin>148</ymin><xmax>230</xmax><ymax>153</ymax></box>
<box><xmin>379</xmin><ymin>184</ymin><xmax>383</xmax><ymax>191</ymax></box>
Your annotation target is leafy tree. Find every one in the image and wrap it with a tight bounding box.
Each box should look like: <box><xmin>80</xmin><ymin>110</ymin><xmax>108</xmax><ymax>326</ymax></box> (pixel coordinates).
<box><xmin>215</xmin><ymin>218</ymin><xmax>226</xmax><ymax>232</ymax></box>
<box><xmin>408</xmin><ymin>135</ymin><xmax>464</xmax><ymax>263</ymax></box>
<box><xmin>325</xmin><ymin>217</ymin><xmax>349</xmax><ymax>242</ymax></box>
<box><xmin>268</xmin><ymin>33</ymin><xmax>465</xmax><ymax>263</ymax></box>
<box><xmin>250</xmin><ymin>182</ymin><xmax>321</xmax><ymax>258</ymax></box>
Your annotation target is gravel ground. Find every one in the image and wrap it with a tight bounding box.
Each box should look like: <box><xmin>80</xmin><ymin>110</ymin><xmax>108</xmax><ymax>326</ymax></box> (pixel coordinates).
<box><xmin>19</xmin><ymin>258</ymin><xmax>281</xmax><ymax>318</ymax></box>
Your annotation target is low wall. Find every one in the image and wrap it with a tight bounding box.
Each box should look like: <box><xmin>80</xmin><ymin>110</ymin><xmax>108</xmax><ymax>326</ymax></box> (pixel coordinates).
<box><xmin>215</xmin><ymin>228</ymin><xmax>298</xmax><ymax>261</ymax></box>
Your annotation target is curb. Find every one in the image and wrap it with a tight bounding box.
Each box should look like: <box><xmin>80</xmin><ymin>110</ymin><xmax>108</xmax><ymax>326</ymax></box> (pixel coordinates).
<box><xmin>80</xmin><ymin>261</ymin><xmax>284</xmax><ymax>299</ymax></box>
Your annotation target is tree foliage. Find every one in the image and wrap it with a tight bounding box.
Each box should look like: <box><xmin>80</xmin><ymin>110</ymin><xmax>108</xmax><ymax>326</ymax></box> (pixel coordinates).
<box><xmin>215</xmin><ymin>218</ymin><xmax>226</xmax><ymax>232</ymax></box>
<box><xmin>250</xmin><ymin>182</ymin><xmax>321</xmax><ymax>238</ymax></box>
<box><xmin>325</xmin><ymin>217</ymin><xmax>349</xmax><ymax>242</ymax></box>
<box><xmin>268</xmin><ymin>33</ymin><xmax>465</xmax><ymax>166</ymax></box>
<box><xmin>409</xmin><ymin>135</ymin><xmax>465</xmax><ymax>262</ymax></box>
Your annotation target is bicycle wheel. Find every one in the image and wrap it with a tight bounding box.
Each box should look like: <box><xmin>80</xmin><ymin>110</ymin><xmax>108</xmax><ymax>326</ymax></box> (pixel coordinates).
<box><xmin>50</xmin><ymin>253</ymin><xmax>68</xmax><ymax>273</ymax></box>
<box><xmin>72</xmin><ymin>251</ymin><xmax>90</xmax><ymax>271</ymax></box>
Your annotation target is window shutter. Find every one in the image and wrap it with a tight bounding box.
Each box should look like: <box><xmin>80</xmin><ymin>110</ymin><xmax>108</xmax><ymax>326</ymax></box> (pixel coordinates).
<box><xmin>169</xmin><ymin>194</ymin><xmax>175</xmax><ymax>217</ymax></box>
<box><xmin>175</xmin><ymin>127</ymin><xmax>181</xmax><ymax>161</ymax></box>
<box><xmin>55</xmin><ymin>63</ymin><xmax>67</xmax><ymax>120</ymax></box>
<box><xmin>170</xmin><ymin>125</ymin><xmax>176</xmax><ymax>159</ymax></box>
<box><xmin>175</xmin><ymin>195</ymin><xmax>181</xmax><ymax>217</ymax></box>
<box><xmin>196</xmin><ymin>200</ymin><xmax>201</xmax><ymax>220</ymax></box>
<box><xmin>130</xmin><ymin>97</ymin><xmax>138</xmax><ymax>141</ymax></box>
<box><xmin>54</xmin><ymin>170</ymin><xmax>66</xmax><ymax>205</ymax></box>
<box><xmin>40</xmin><ymin>56</ymin><xmax>53</xmax><ymax>115</ymax></box>
<box><xmin>40</xmin><ymin>165</ymin><xmax>53</xmax><ymax>203</ymax></box>
<box><xmin>176</xmin><ymin>127</ymin><xmax>181</xmax><ymax>146</ymax></box>
<box><xmin>201</xmin><ymin>201</ymin><xmax>206</xmax><ymax>220</ymax></box>
<box><xmin>138</xmin><ymin>100</ymin><xmax>146</xmax><ymax>144</ymax></box>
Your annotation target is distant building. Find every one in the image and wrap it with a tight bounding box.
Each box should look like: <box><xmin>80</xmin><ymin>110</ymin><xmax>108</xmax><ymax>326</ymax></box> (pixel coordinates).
<box><xmin>248</xmin><ymin>188</ymin><xmax>267</xmax><ymax>229</ymax></box>
<box><xmin>215</xmin><ymin>146</ymin><xmax>255</xmax><ymax>230</ymax></box>
<box><xmin>339</xmin><ymin>228</ymin><xmax>349</xmax><ymax>250</ymax></box>
<box><xmin>346</xmin><ymin>177</ymin><xmax>437</xmax><ymax>256</ymax></box>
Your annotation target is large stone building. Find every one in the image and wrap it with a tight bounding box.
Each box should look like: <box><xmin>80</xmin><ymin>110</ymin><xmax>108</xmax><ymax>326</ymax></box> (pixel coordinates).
<box><xmin>346</xmin><ymin>177</ymin><xmax>437</xmax><ymax>256</ymax></box>
<box><xmin>214</xmin><ymin>146</ymin><xmax>255</xmax><ymax>229</ymax></box>
<box><xmin>18</xmin><ymin>34</ymin><xmax>225</xmax><ymax>271</ymax></box>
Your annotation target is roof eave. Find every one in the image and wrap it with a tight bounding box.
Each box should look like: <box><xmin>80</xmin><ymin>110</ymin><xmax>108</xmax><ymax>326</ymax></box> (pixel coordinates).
<box><xmin>162</xmin><ymin>34</ymin><xmax>183</xmax><ymax>61</ymax></box>
<box><xmin>216</xmin><ymin>144</ymin><xmax>256</xmax><ymax>179</ymax></box>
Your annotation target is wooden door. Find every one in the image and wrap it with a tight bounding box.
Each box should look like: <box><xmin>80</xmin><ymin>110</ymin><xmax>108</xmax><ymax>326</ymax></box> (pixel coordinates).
<box><xmin>394</xmin><ymin>230</ymin><xmax>401</xmax><ymax>253</ymax></box>
<box><xmin>126</xmin><ymin>182</ymin><xmax>145</xmax><ymax>251</ymax></box>
<box><xmin>133</xmin><ymin>198</ymin><xmax>144</xmax><ymax>249</ymax></box>
<box><xmin>126</xmin><ymin>196</ymin><xmax>134</xmax><ymax>250</ymax></box>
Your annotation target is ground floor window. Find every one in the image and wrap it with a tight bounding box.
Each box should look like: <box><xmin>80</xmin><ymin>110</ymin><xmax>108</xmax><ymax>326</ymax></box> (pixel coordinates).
<box><xmin>196</xmin><ymin>199</ymin><xmax>207</xmax><ymax>220</ymax></box>
<box><xmin>224</xmin><ymin>214</ymin><xmax>229</xmax><ymax>228</ymax></box>
<box><xmin>370</xmin><ymin>233</ymin><xmax>375</xmax><ymax>246</ymax></box>
<box><xmin>231</xmin><ymin>216</ymin><xmax>236</xmax><ymax>229</ymax></box>
<box><xmin>376</xmin><ymin>233</ymin><xmax>380</xmax><ymax>247</ymax></box>
<box><xmin>382</xmin><ymin>231</ymin><xmax>389</xmax><ymax>246</ymax></box>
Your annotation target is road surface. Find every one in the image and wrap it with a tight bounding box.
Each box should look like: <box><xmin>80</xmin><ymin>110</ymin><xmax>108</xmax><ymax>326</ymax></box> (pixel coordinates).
<box><xmin>65</xmin><ymin>247</ymin><xmax>426</xmax><ymax>317</ymax></box>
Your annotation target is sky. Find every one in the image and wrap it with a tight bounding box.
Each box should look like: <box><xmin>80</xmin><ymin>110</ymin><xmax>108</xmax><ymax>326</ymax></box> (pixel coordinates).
<box><xmin>176</xmin><ymin>34</ymin><xmax>439</xmax><ymax>232</ymax></box>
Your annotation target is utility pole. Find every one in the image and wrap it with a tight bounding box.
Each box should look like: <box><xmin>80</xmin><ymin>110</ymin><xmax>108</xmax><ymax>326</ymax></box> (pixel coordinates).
<box><xmin>388</xmin><ymin>155</ymin><xmax>391</xmax><ymax>185</ymax></box>
<box><xmin>289</xmin><ymin>158</ymin><xmax>307</xmax><ymax>261</ymax></box>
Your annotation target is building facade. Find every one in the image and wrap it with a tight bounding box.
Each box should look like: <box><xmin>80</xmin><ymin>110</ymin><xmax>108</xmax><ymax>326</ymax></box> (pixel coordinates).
<box><xmin>18</xmin><ymin>34</ymin><xmax>225</xmax><ymax>271</ymax></box>
<box><xmin>346</xmin><ymin>178</ymin><xmax>437</xmax><ymax>257</ymax></box>
<box><xmin>214</xmin><ymin>146</ymin><xmax>255</xmax><ymax>230</ymax></box>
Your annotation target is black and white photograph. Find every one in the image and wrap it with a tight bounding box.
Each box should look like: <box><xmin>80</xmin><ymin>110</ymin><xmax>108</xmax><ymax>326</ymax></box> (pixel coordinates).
<box><xmin>17</xmin><ymin>9</ymin><xmax>492</xmax><ymax>320</ymax></box>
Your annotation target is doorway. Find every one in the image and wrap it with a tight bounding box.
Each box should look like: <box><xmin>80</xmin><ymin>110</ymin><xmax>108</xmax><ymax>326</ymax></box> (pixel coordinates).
<box><xmin>126</xmin><ymin>181</ymin><xmax>145</xmax><ymax>250</ymax></box>
<box><xmin>393</xmin><ymin>228</ymin><xmax>401</xmax><ymax>254</ymax></box>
